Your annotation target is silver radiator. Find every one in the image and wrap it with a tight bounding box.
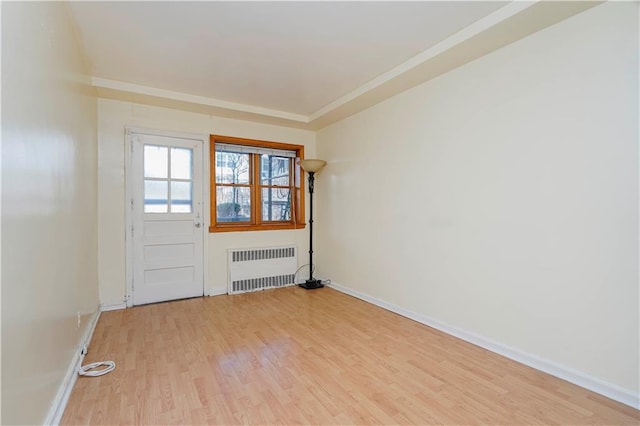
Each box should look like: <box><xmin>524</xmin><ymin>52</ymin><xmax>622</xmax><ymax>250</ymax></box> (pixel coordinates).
<box><xmin>228</xmin><ymin>246</ymin><xmax>297</xmax><ymax>294</ymax></box>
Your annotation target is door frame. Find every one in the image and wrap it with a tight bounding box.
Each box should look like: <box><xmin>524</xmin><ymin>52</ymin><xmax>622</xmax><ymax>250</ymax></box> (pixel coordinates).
<box><xmin>124</xmin><ymin>126</ymin><xmax>211</xmax><ymax>308</ymax></box>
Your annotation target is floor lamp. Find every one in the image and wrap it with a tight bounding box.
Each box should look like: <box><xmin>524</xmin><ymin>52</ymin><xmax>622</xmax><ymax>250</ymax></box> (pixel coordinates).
<box><xmin>298</xmin><ymin>159</ymin><xmax>326</xmax><ymax>290</ymax></box>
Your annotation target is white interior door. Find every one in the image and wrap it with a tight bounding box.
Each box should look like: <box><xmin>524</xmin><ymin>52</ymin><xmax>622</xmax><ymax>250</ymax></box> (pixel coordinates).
<box><xmin>131</xmin><ymin>132</ymin><xmax>204</xmax><ymax>305</ymax></box>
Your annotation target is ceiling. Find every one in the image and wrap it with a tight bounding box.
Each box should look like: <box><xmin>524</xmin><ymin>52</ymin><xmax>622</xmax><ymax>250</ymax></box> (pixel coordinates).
<box><xmin>67</xmin><ymin>1</ymin><xmax>599</xmax><ymax>130</ymax></box>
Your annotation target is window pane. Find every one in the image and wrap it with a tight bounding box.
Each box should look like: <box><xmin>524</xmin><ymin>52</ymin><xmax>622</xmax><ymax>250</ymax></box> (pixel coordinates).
<box><xmin>144</xmin><ymin>145</ymin><xmax>168</xmax><ymax>178</ymax></box>
<box><xmin>261</xmin><ymin>155</ymin><xmax>290</xmax><ymax>186</ymax></box>
<box><xmin>215</xmin><ymin>151</ymin><xmax>250</xmax><ymax>184</ymax></box>
<box><xmin>262</xmin><ymin>188</ymin><xmax>291</xmax><ymax>221</ymax></box>
<box><xmin>216</xmin><ymin>186</ymin><xmax>251</xmax><ymax>222</ymax></box>
<box><xmin>170</xmin><ymin>181</ymin><xmax>192</xmax><ymax>213</ymax></box>
<box><xmin>171</xmin><ymin>148</ymin><xmax>192</xmax><ymax>179</ymax></box>
<box><xmin>144</xmin><ymin>180</ymin><xmax>168</xmax><ymax>213</ymax></box>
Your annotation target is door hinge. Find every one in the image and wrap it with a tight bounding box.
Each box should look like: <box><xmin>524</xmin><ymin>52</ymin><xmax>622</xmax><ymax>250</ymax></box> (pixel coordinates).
<box><xmin>131</xmin><ymin>225</ymin><xmax>134</xmax><ymax>237</ymax></box>
<box><xmin>130</xmin><ymin>198</ymin><xmax>134</xmax><ymax>210</ymax></box>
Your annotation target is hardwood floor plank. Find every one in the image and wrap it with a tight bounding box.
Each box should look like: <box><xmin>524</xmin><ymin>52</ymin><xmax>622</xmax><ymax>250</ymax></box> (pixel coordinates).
<box><xmin>61</xmin><ymin>287</ymin><xmax>639</xmax><ymax>425</ymax></box>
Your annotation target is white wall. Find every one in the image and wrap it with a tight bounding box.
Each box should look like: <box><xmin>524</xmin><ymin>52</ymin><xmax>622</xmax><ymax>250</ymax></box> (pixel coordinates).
<box><xmin>98</xmin><ymin>99</ymin><xmax>316</xmax><ymax>306</ymax></box>
<box><xmin>316</xmin><ymin>1</ymin><xmax>639</xmax><ymax>398</ymax></box>
<box><xmin>1</xmin><ymin>2</ymin><xmax>99</xmax><ymax>424</ymax></box>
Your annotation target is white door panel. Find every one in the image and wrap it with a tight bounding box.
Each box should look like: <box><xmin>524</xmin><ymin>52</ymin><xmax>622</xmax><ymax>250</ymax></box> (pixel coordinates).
<box><xmin>131</xmin><ymin>132</ymin><xmax>204</xmax><ymax>305</ymax></box>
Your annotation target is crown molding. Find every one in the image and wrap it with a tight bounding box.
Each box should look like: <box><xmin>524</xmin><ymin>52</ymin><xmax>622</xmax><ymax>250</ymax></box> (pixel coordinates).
<box><xmin>92</xmin><ymin>77</ymin><xmax>309</xmax><ymax>123</ymax></box>
<box><xmin>92</xmin><ymin>1</ymin><xmax>601</xmax><ymax>130</ymax></box>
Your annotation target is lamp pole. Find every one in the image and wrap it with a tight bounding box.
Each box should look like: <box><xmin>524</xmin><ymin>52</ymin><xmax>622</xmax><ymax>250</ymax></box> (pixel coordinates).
<box><xmin>307</xmin><ymin>171</ymin><xmax>317</xmax><ymax>285</ymax></box>
<box><xmin>297</xmin><ymin>159</ymin><xmax>326</xmax><ymax>290</ymax></box>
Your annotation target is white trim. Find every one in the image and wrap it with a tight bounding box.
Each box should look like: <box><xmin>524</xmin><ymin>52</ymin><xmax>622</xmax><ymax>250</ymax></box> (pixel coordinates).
<box><xmin>124</xmin><ymin>126</ymin><xmax>209</xmax><ymax>307</ymax></box>
<box><xmin>328</xmin><ymin>282</ymin><xmax>640</xmax><ymax>410</ymax></box>
<box><xmin>309</xmin><ymin>1</ymin><xmax>536</xmax><ymax>121</ymax></box>
<box><xmin>44</xmin><ymin>309</ymin><xmax>101</xmax><ymax>426</ymax></box>
<box><xmin>125</xmin><ymin>126</ymin><xmax>208</xmax><ymax>142</ymax></box>
<box><xmin>99</xmin><ymin>302</ymin><xmax>127</xmax><ymax>312</ymax></box>
<box><xmin>93</xmin><ymin>78</ymin><xmax>308</xmax><ymax>123</ymax></box>
<box><xmin>202</xmin><ymin>135</ymin><xmax>211</xmax><ymax>297</ymax></box>
<box><xmin>124</xmin><ymin>128</ymin><xmax>134</xmax><ymax>308</ymax></box>
<box><xmin>207</xmin><ymin>288</ymin><xmax>228</xmax><ymax>297</ymax></box>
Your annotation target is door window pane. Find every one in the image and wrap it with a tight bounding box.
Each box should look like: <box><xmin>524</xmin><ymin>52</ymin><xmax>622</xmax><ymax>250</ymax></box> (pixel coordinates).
<box><xmin>262</xmin><ymin>188</ymin><xmax>291</xmax><ymax>221</ymax></box>
<box><xmin>144</xmin><ymin>145</ymin><xmax>168</xmax><ymax>178</ymax></box>
<box><xmin>144</xmin><ymin>180</ymin><xmax>168</xmax><ymax>213</ymax></box>
<box><xmin>216</xmin><ymin>186</ymin><xmax>251</xmax><ymax>222</ymax></box>
<box><xmin>171</xmin><ymin>148</ymin><xmax>192</xmax><ymax>180</ymax></box>
<box><xmin>170</xmin><ymin>181</ymin><xmax>192</xmax><ymax>213</ymax></box>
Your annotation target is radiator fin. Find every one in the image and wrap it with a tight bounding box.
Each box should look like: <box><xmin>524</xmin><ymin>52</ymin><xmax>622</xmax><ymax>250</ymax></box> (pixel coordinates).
<box><xmin>232</xmin><ymin>274</ymin><xmax>296</xmax><ymax>293</ymax></box>
<box><xmin>232</xmin><ymin>247</ymin><xmax>295</xmax><ymax>263</ymax></box>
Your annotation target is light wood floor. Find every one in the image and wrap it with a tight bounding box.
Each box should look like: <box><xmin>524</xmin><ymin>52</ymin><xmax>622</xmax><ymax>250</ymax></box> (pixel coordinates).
<box><xmin>62</xmin><ymin>287</ymin><xmax>639</xmax><ymax>425</ymax></box>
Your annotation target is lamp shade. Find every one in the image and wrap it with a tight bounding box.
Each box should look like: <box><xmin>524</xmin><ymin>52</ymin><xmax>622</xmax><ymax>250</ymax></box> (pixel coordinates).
<box><xmin>298</xmin><ymin>159</ymin><xmax>326</xmax><ymax>173</ymax></box>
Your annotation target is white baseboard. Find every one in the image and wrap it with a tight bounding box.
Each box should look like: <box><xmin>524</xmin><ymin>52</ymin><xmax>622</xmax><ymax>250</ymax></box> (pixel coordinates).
<box><xmin>99</xmin><ymin>302</ymin><xmax>127</xmax><ymax>312</ymax></box>
<box><xmin>328</xmin><ymin>282</ymin><xmax>639</xmax><ymax>410</ymax></box>
<box><xmin>44</xmin><ymin>308</ymin><xmax>101</xmax><ymax>425</ymax></box>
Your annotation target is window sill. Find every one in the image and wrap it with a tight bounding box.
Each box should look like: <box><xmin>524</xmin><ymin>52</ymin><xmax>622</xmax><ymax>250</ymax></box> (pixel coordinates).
<box><xmin>209</xmin><ymin>223</ymin><xmax>306</xmax><ymax>233</ymax></box>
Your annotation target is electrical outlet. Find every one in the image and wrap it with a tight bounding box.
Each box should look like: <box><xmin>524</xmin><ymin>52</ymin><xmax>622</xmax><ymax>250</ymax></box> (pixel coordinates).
<box><xmin>77</xmin><ymin>312</ymin><xmax>81</xmax><ymax>329</ymax></box>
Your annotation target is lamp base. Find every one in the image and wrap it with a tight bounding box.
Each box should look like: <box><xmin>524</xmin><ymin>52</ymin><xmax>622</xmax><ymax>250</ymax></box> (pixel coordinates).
<box><xmin>298</xmin><ymin>279</ymin><xmax>324</xmax><ymax>290</ymax></box>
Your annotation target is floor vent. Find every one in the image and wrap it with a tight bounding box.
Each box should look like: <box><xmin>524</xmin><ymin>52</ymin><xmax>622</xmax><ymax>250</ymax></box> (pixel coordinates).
<box><xmin>228</xmin><ymin>246</ymin><xmax>297</xmax><ymax>294</ymax></box>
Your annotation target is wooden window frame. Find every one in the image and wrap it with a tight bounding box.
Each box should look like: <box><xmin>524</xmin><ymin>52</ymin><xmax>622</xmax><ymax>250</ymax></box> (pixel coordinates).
<box><xmin>210</xmin><ymin>135</ymin><xmax>306</xmax><ymax>233</ymax></box>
